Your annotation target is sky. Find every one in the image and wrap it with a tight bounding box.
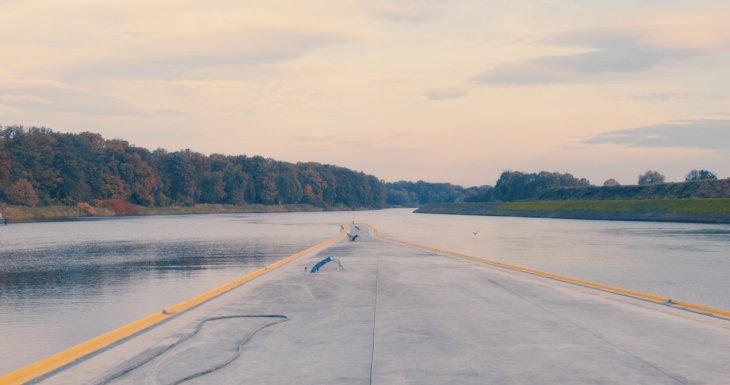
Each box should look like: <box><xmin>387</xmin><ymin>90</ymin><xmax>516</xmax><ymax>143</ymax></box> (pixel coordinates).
<box><xmin>1</xmin><ymin>0</ymin><xmax>729</xmax><ymax>186</ymax></box>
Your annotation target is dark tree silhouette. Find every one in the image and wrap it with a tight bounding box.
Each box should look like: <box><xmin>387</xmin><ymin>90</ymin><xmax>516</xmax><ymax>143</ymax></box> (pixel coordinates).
<box><xmin>685</xmin><ymin>169</ymin><xmax>717</xmax><ymax>182</ymax></box>
<box><xmin>638</xmin><ymin>170</ymin><xmax>665</xmax><ymax>185</ymax></box>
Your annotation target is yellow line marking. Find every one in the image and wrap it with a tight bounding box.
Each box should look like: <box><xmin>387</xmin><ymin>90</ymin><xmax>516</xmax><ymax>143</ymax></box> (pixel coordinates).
<box><xmin>366</xmin><ymin>224</ymin><xmax>730</xmax><ymax>320</ymax></box>
<box><xmin>0</xmin><ymin>225</ymin><xmax>347</xmax><ymax>385</ymax></box>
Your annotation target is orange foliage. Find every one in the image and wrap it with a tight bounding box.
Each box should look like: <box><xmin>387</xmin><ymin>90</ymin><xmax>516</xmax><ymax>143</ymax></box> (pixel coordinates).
<box><xmin>75</xmin><ymin>202</ymin><xmax>96</xmax><ymax>216</ymax></box>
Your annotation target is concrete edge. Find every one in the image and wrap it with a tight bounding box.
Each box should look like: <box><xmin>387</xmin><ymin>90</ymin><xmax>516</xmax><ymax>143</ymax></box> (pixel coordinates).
<box><xmin>365</xmin><ymin>224</ymin><xmax>730</xmax><ymax>321</ymax></box>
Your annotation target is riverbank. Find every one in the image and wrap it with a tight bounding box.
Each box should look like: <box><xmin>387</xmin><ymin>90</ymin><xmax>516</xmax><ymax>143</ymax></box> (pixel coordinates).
<box><xmin>0</xmin><ymin>202</ymin><xmax>358</xmax><ymax>223</ymax></box>
<box><xmin>416</xmin><ymin>198</ymin><xmax>730</xmax><ymax>224</ymax></box>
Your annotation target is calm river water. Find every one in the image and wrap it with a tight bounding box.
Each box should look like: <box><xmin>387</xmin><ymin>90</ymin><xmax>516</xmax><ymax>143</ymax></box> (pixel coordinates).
<box><xmin>1</xmin><ymin>209</ymin><xmax>729</xmax><ymax>373</ymax></box>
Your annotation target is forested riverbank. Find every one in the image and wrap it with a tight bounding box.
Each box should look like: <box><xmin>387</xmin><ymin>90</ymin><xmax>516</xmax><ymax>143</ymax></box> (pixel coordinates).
<box><xmin>0</xmin><ymin>127</ymin><xmax>480</xmax><ymax>222</ymax></box>
<box><xmin>0</xmin><ymin>126</ymin><xmax>386</xmax><ymax>212</ymax></box>
<box><xmin>3</xmin><ymin>126</ymin><xmax>729</xmax><ymax>223</ymax></box>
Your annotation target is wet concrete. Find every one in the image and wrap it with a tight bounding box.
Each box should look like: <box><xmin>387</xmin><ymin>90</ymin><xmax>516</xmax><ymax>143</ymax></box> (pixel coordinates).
<box><xmin>40</xmin><ymin>226</ymin><xmax>730</xmax><ymax>385</ymax></box>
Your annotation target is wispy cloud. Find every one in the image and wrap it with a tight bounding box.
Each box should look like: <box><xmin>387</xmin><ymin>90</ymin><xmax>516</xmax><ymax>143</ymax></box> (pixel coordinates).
<box><xmin>152</xmin><ymin>109</ymin><xmax>188</xmax><ymax>117</ymax></box>
<box><xmin>473</xmin><ymin>27</ymin><xmax>721</xmax><ymax>85</ymax></box>
<box><xmin>359</xmin><ymin>0</ymin><xmax>444</xmax><ymax>23</ymax></box>
<box><xmin>424</xmin><ymin>86</ymin><xmax>469</xmax><ymax>101</ymax></box>
<box><xmin>0</xmin><ymin>80</ymin><xmax>142</xmax><ymax>116</ymax></box>
<box><xmin>537</xmin><ymin>0</ymin><xmax>591</xmax><ymax>12</ymax></box>
<box><xmin>472</xmin><ymin>62</ymin><xmax>572</xmax><ymax>85</ymax></box>
<box><xmin>583</xmin><ymin>120</ymin><xmax>730</xmax><ymax>150</ymax></box>
<box><xmin>67</xmin><ymin>30</ymin><xmax>352</xmax><ymax>80</ymax></box>
<box><xmin>288</xmin><ymin>130</ymin><xmax>420</xmax><ymax>152</ymax></box>
<box><xmin>625</xmin><ymin>92</ymin><xmax>713</xmax><ymax>102</ymax></box>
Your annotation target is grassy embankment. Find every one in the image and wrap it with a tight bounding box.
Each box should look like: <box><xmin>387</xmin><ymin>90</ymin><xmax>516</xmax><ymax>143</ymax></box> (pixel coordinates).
<box><xmin>1</xmin><ymin>204</ymin><xmax>114</xmax><ymax>222</ymax></box>
<box><xmin>0</xmin><ymin>202</ymin><xmax>354</xmax><ymax>223</ymax></box>
<box><xmin>416</xmin><ymin>198</ymin><xmax>730</xmax><ymax>224</ymax></box>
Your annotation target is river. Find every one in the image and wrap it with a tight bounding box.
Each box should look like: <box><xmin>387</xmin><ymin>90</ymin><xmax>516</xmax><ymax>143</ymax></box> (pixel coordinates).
<box><xmin>1</xmin><ymin>209</ymin><xmax>729</xmax><ymax>374</ymax></box>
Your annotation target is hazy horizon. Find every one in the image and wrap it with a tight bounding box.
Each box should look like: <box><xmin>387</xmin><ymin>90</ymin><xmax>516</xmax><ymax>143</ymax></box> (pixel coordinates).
<box><xmin>2</xmin><ymin>0</ymin><xmax>729</xmax><ymax>186</ymax></box>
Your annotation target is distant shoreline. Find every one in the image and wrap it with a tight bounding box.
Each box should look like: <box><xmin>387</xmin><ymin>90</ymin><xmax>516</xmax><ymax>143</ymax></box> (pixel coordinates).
<box><xmin>0</xmin><ymin>203</ymin><xmax>371</xmax><ymax>224</ymax></box>
<box><xmin>415</xmin><ymin>199</ymin><xmax>730</xmax><ymax>224</ymax></box>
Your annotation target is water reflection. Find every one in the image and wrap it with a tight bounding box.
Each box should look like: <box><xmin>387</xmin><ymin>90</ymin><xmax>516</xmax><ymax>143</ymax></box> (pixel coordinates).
<box><xmin>0</xmin><ymin>214</ymin><xmax>337</xmax><ymax>374</ymax></box>
<box><xmin>0</xmin><ymin>241</ymin><xmax>276</xmax><ymax>299</ymax></box>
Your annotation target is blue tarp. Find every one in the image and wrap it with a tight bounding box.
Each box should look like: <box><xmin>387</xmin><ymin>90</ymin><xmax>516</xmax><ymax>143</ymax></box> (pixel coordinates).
<box><xmin>310</xmin><ymin>257</ymin><xmax>333</xmax><ymax>273</ymax></box>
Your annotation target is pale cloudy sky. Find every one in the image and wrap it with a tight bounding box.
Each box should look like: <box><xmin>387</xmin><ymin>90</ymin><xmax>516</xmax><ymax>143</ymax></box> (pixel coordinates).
<box><xmin>1</xmin><ymin>0</ymin><xmax>729</xmax><ymax>186</ymax></box>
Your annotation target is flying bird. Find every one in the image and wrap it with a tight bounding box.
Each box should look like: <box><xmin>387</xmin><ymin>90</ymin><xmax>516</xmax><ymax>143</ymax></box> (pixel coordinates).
<box><xmin>347</xmin><ymin>233</ymin><xmax>359</xmax><ymax>242</ymax></box>
<box><xmin>472</xmin><ymin>230</ymin><xmax>480</xmax><ymax>236</ymax></box>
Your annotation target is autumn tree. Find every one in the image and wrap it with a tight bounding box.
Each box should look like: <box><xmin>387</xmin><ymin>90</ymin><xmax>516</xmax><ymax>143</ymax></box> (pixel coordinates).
<box><xmin>5</xmin><ymin>179</ymin><xmax>40</xmax><ymax>206</ymax></box>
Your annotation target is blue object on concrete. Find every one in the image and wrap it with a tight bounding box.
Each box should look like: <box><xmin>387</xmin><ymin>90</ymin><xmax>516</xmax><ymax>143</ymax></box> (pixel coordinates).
<box><xmin>310</xmin><ymin>257</ymin><xmax>333</xmax><ymax>273</ymax></box>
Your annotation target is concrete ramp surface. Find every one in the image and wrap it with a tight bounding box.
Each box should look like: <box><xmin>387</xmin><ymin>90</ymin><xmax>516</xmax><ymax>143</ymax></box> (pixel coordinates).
<box><xmin>37</xmin><ymin>226</ymin><xmax>730</xmax><ymax>385</ymax></box>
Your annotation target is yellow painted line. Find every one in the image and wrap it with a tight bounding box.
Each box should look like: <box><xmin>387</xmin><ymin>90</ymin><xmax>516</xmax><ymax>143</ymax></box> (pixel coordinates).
<box><xmin>0</xmin><ymin>225</ymin><xmax>347</xmax><ymax>385</ymax></box>
<box><xmin>366</xmin><ymin>224</ymin><xmax>730</xmax><ymax>320</ymax></box>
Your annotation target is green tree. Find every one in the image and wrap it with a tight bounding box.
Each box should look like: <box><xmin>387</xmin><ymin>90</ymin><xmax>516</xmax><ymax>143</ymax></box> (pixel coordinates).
<box><xmin>494</xmin><ymin>171</ymin><xmax>590</xmax><ymax>201</ymax></box>
<box><xmin>166</xmin><ymin>150</ymin><xmax>200</xmax><ymax>205</ymax></box>
<box><xmin>638</xmin><ymin>170</ymin><xmax>665</xmax><ymax>185</ymax></box>
<box><xmin>298</xmin><ymin>164</ymin><xmax>327</xmax><ymax>205</ymax></box>
<box><xmin>685</xmin><ymin>169</ymin><xmax>717</xmax><ymax>182</ymax></box>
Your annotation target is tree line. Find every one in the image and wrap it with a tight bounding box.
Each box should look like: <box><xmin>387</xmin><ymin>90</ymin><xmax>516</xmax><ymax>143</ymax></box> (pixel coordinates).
<box><xmin>0</xmin><ymin>126</ymin><xmax>386</xmax><ymax>208</ymax></box>
<box><xmin>465</xmin><ymin>171</ymin><xmax>590</xmax><ymax>202</ymax></box>
<box><xmin>466</xmin><ymin>170</ymin><xmax>726</xmax><ymax>203</ymax></box>
<box><xmin>2</xmin><ymin>126</ymin><xmax>724</xmax><ymax>209</ymax></box>
<box><xmin>385</xmin><ymin>180</ymin><xmax>489</xmax><ymax>207</ymax></box>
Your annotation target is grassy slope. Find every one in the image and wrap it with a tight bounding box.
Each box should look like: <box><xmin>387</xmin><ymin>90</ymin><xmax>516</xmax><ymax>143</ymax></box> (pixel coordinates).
<box><xmin>0</xmin><ymin>205</ymin><xmax>113</xmax><ymax>222</ymax></box>
<box><xmin>0</xmin><ymin>203</ymin><xmax>361</xmax><ymax>223</ymax></box>
<box><xmin>498</xmin><ymin>199</ymin><xmax>730</xmax><ymax>214</ymax></box>
<box><xmin>538</xmin><ymin>179</ymin><xmax>730</xmax><ymax>201</ymax></box>
<box><xmin>416</xmin><ymin>199</ymin><xmax>730</xmax><ymax>224</ymax></box>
